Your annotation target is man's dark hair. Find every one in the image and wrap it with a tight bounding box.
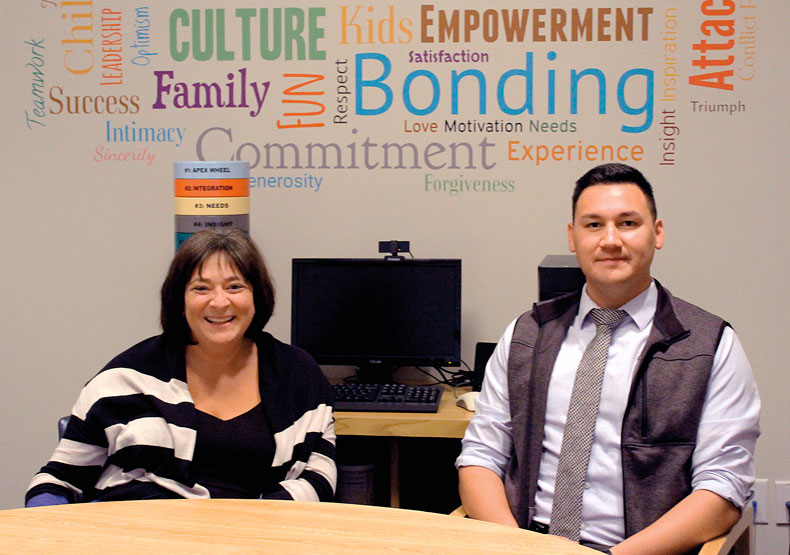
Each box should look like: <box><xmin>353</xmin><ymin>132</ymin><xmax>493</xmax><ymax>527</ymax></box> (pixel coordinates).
<box><xmin>160</xmin><ymin>229</ymin><xmax>275</xmax><ymax>346</ymax></box>
<box><xmin>572</xmin><ymin>163</ymin><xmax>657</xmax><ymax>220</ymax></box>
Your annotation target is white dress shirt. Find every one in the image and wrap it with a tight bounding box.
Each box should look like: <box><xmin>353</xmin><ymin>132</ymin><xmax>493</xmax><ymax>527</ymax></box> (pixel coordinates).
<box><xmin>456</xmin><ymin>282</ymin><xmax>760</xmax><ymax>546</ymax></box>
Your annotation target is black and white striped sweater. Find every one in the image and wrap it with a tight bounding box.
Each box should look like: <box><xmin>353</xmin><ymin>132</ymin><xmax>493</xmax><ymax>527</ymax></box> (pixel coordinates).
<box><xmin>26</xmin><ymin>331</ymin><xmax>336</xmax><ymax>504</ymax></box>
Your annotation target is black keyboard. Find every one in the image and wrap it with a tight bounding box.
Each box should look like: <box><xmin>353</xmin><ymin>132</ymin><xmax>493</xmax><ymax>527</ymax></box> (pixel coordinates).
<box><xmin>332</xmin><ymin>383</ymin><xmax>442</xmax><ymax>413</ymax></box>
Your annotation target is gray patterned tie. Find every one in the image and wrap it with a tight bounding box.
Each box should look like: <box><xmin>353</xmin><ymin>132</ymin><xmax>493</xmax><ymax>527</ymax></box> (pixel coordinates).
<box><xmin>550</xmin><ymin>308</ymin><xmax>629</xmax><ymax>542</ymax></box>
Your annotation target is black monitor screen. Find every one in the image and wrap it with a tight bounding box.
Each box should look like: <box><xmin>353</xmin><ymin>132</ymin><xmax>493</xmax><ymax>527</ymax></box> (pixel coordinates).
<box><xmin>291</xmin><ymin>258</ymin><xmax>462</xmax><ymax>370</ymax></box>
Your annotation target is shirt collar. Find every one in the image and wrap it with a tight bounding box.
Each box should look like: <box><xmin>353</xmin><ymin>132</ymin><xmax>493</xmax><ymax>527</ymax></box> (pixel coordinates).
<box><xmin>578</xmin><ymin>281</ymin><xmax>658</xmax><ymax>332</ymax></box>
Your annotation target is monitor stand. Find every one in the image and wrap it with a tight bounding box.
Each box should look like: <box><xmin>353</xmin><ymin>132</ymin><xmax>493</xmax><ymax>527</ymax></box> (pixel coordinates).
<box><xmin>356</xmin><ymin>362</ymin><xmax>395</xmax><ymax>384</ymax></box>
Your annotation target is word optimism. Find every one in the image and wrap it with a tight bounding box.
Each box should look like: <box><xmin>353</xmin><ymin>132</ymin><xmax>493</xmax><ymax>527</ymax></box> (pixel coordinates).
<box><xmin>357</xmin><ymin>52</ymin><xmax>654</xmax><ymax>133</ymax></box>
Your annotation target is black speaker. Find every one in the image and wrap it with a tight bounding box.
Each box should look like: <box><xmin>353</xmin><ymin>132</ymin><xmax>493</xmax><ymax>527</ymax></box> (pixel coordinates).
<box><xmin>472</xmin><ymin>342</ymin><xmax>497</xmax><ymax>391</ymax></box>
<box><xmin>538</xmin><ymin>255</ymin><xmax>586</xmax><ymax>301</ymax></box>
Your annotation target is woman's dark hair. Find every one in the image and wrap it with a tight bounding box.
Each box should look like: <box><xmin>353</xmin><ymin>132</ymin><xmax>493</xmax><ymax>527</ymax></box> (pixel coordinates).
<box><xmin>160</xmin><ymin>229</ymin><xmax>275</xmax><ymax>345</ymax></box>
<box><xmin>572</xmin><ymin>163</ymin><xmax>657</xmax><ymax>220</ymax></box>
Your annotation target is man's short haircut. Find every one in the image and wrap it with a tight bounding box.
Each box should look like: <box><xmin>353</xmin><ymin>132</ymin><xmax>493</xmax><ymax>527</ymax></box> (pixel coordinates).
<box><xmin>572</xmin><ymin>163</ymin><xmax>657</xmax><ymax>220</ymax></box>
<box><xmin>160</xmin><ymin>229</ymin><xmax>276</xmax><ymax>346</ymax></box>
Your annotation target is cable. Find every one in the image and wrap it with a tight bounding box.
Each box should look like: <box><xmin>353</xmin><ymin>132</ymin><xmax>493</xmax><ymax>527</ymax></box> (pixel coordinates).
<box><xmin>412</xmin><ymin>366</ymin><xmax>447</xmax><ymax>385</ymax></box>
<box><xmin>414</xmin><ymin>365</ymin><xmax>466</xmax><ymax>387</ymax></box>
<box><xmin>342</xmin><ymin>359</ymin><xmax>476</xmax><ymax>392</ymax></box>
<box><xmin>414</xmin><ymin>359</ymin><xmax>477</xmax><ymax>394</ymax></box>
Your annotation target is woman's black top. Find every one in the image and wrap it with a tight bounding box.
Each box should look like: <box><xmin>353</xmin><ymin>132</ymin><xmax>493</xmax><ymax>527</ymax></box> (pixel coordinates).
<box><xmin>191</xmin><ymin>403</ymin><xmax>277</xmax><ymax>498</ymax></box>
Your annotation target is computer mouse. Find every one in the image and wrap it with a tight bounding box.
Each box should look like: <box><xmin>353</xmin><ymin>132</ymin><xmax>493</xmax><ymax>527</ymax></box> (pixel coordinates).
<box><xmin>456</xmin><ymin>391</ymin><xmax>479</xmax><ymax>412</ymax></box>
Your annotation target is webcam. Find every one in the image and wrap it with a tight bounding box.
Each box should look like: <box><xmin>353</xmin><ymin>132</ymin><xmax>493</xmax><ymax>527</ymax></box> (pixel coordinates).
<box><xmin>378</xmin><ymin>240</ymin><xmax>410</xmax><ymax>260</ymax></box>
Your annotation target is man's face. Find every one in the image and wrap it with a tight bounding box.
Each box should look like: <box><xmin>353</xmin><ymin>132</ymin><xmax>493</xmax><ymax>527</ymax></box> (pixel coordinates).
<box><xmin>568</xmin><ymin>183</ymin><xmax>664</xmax><ymax>308</ymax></box>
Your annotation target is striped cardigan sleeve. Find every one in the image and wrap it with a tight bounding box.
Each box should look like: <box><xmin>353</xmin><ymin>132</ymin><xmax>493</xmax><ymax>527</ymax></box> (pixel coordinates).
<box><xmin>26</xmin><ymin>358</ymin><xmax>199</xmax><ymax>505</ymax></box>
<box><xmin>26</xmin><ymin>406</ymin><xmax>108</xmax><ymax>504</ymax></box>
<box><xmin>260</xmin><ymin>339</ymin><xmax>337</xmax><ymax>502</ymax></box>
<box><xmin>272</xmin><ymin>403</ymin><xmax>336</xmax><ymax>502</ymax></box>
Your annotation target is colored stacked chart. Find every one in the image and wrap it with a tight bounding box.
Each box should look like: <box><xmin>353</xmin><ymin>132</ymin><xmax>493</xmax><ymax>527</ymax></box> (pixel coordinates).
<box><xmin>174</xmin><ymin>161</ymin><xmax>250</xmax><ymax>250</ymax></box>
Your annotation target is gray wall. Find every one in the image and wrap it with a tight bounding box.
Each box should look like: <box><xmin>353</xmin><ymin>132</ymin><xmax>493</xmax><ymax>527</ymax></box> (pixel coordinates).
<box><xmin>2</xmin><ymin>1</ymin><xmax>788</xmax><ymax>551</ymax></box>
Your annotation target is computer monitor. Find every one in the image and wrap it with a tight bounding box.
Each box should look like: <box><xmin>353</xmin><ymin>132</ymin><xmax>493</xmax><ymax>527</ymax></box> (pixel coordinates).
<box><xmin>538</xmin><ymin>255</ymin><xmax>586</xmax><ymax>301</ymax></box>
<box><xmin>471</xmin><ymin>342</ymin><xmax>496</xmax><ymax>392</ymax></box>
<box><xmin>291</xmin><ymin>258</ymin><xmax>462</xmax><ymax>383</ymax></box>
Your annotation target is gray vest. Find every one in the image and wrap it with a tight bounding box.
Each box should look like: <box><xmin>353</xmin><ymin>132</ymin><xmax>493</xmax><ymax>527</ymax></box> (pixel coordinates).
<box><xmin>504</xmin><ymin>281</ymin><xmax>727</xmax><ymax>538</ymax></box>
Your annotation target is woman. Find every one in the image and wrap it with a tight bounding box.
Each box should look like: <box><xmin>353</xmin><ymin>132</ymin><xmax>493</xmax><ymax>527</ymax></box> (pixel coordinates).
<box><xmin>26</xmin><ymin>229</ymin><xmax>336</xmax><ymax>506</ymax></box>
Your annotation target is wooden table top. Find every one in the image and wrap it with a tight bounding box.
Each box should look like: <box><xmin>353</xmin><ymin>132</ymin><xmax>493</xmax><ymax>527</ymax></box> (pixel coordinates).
<box><xmin>0</xmin><ymin>499</ymin><xmax>597</xmax><ymax>554</ymax></box>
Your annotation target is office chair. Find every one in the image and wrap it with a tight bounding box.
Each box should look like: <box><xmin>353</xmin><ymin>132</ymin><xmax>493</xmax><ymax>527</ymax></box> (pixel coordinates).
<box><xmin>698</xmin><ymin>502</ymin><xmax>754</xmax><ymax>555</ymax></box>
<box><xmin>449</xmin><ymin>504</ymin><xmax>754</xmax><ymax>555</ymax></box>
<box><xmin>57</xmin><ymin>416</ymin><xmax>71</xmax><ymax>440</ymax></box>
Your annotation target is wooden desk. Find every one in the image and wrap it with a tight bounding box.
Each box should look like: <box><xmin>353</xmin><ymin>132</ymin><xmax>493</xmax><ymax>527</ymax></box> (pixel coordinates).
<box><xmin>0</xmin><ymin>499</ymin><xmax>597</xmax><ymax>554</ymax></box>
<box><xmin>334</xmin><ymin>386</ymin><xmax>473</xmax><ymax>507</ymax></box>
<box><xmin>334</xmin><ymin>386</ymin><xmax>473</xmax><ymax>439</ymax></box>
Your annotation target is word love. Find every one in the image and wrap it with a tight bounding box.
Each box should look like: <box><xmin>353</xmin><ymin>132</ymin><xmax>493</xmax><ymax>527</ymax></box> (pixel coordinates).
<box><xmin>403</xmin><ymin>119</ymin><xmax>438</xmax><ymax>133</ymax></box>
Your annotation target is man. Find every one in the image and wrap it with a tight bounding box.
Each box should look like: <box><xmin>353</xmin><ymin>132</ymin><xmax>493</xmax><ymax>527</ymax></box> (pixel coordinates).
<box><xmin>456</xmin><ymin>163</ymin><xmax>760</xmax><ymax>554</ymax></box>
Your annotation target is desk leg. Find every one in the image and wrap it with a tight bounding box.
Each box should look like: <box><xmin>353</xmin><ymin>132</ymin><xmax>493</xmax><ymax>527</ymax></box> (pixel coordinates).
<box><xmin>389</xmin><ymin>438</ymin><xmax>400</xmax><ymax>508</ymax></box>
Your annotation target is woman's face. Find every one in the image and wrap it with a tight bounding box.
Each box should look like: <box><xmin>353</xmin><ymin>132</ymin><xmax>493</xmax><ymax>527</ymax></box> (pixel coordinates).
<box><xmin>184</xmin><ymin>252</ymin><xmax>255</xmax><ymax>349</ymax></box>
